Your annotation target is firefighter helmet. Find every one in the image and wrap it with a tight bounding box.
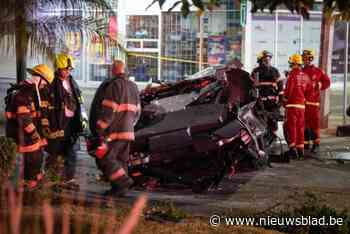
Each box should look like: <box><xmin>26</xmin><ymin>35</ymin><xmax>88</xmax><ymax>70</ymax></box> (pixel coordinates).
<box><xmin>257</xmin><ymin>50</ymin><xmax>273</xmax><ymax>63</ymax></box>
<box><xmin>288</xmin><ymin>54</ymin><xmax>303</xmax><ymax>65</ymax></box>
<box><xmin>302</xmin><ymin>49</ymin><xmax>315</xmax><ymax>61</ymax></box>
<box><xmin>27</xmin><ymin>64</ymin><xmax>54</xmax><ymax>84</ymax></box>
<box><xmin>55</xmin><ymin>53</ymin><xmax>74</xmax><ymax>70</ymax></box>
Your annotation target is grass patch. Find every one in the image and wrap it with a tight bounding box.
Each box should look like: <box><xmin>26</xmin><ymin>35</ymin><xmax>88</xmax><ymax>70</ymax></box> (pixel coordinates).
<box><xmin>232</xmin><ymin>191</ymin><xmax>350</xmax><ymax>234</ymax></box>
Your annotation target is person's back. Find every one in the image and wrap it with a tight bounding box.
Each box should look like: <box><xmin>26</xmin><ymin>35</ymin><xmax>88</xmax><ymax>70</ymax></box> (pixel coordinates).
<box><xmin>283</xmin><ymin>54</ymin><xmax>311</xmax><ymax>160</ymax></box>
<box><xmin>90</xmin><ymin>75</ymin><xmax>140</xmax><ymax>139</ymax></box>
<box><xmin>301</xmin><ymin>49</ymin><xmax>331</xmax><ymax>152</ymax></box>
<box><xmin>7</xmin><ymin>64</ymin><xmax>54</xmax><ymax>188</ymax></box>
<box><xmin>284</xmin><ymin>67</ymin><xmax>310</xmax><ymax>107</ymax></box>
<box><xmin>303</xmin><ymin>64</ymin><xmax>330</xmax><ymax>103</ymax></box>
<box><xmin>89</xmin><ymin>60</ymin><xmax>140</xmax><ymax>197</ymax></box>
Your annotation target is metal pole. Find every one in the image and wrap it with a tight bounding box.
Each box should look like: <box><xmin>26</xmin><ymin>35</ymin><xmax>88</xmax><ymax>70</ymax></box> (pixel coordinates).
<box><xmin>15</xmin><ymin>0</ymin><xmax>27</xmax><ymax>83</ymax></box>
<box><xmin>199</xmin><ymin>14</ymin><xmax>204</xmax><ymax>71</ymax></box>
<box><xmin>343</xmin><ymin>22</ymin><xmax>349</xmax><ymax>124</ymax></box>
<box><xmin>158</xmin><ymin>13</ymin><xmax>162</xmax><ymax>81</ymax></box>
<box><xmin>274</xmin><ymin>11</ymin><xmax>278</xmax><ymax>67</ymax></box>
<box><xmin>300</xmin><ymin>15</ymin><xmax>303</xmax><ymax>54</ymax></box>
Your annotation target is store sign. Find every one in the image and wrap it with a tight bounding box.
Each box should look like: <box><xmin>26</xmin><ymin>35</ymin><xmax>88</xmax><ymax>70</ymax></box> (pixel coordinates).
<box><xmin>109</xmin><ymin>16</ymin><xmax>118</xmax><ymax>41</ymax></box>
<box><xmin>208</xmin><ymin>35</ymin><xmax>227</xmax><ymax>65</ymax></box>
<box><xmin>89</xmin><ymin>34</ymin><xmax>105</xmax><ymax>64</ymax></box>
<box><xmin>240</xmin><ymin>0</ymin><xmax>247</xmax><ymax>27</ymax></box>
<box><xmin>65</xmin><ymin>32</ymin><xmax>82</xmax><ymax>57</ymax></box>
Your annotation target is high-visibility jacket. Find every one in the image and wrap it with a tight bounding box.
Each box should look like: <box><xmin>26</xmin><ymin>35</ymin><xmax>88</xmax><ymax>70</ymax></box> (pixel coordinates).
<box><xmin>47</xmin><ymin>73</ymin><xmax>86</xmax><ymax>141</ymax></box>
<box><xmin>284</xmin><ymin>67</ymin><xmax>311</xmax><ymax>108</ymax></box>
<box><xmin>8</xmin><ymin>82</ymin><xmax>48</xmax><ymax>153</ymax></box>
<box><xmin>251</xmin><ymin>65</ymin><xmax>284</xmax><ymax>97</ymax></box>
<box><xmin>89</xmin><ymin>74</ymin><xmax>141</xmax><ymax>142</ymax></box>
<box><xmin>302</xmin><ymin>65</ymin><xmax>331</xmax><ymax>106</ymax></box>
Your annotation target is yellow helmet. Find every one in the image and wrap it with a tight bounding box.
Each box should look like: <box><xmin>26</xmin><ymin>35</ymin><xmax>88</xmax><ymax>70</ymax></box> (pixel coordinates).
<box><xmin>288</xmin><ymin>54</ymin><xmax>303</xmax><ymax>65</ymax></box>
<box><xmin>257</xmin><ymin>50</ymin><xmax>272</xmax><ymax>63</ymax></box>
<box><xmin>27</xmin><ymin>64</ymin><xmax>54</xmax><ymax>84</ymax></box>
<box><xmin>55</xmin><ymin>53</ymin><xmax>74</xmax><ymax>70</ymax></box>
<box><xmin>302</xmin><ymin>49</ymin><xmax>315</xmax><ymax>61</ymax></box>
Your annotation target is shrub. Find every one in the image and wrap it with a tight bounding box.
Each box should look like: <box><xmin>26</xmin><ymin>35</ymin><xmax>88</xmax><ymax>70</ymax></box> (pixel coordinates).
<box><xmin>0</xmin><ymin>136</ymin><xmax>17</xmax><ymax>181</ymax></box>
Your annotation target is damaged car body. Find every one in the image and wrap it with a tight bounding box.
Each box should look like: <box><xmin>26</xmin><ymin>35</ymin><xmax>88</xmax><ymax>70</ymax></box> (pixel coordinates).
<box><xmin>127</xmin><ymin>66</ymin><xmax>283</xmax><ymax>193</ymax></box>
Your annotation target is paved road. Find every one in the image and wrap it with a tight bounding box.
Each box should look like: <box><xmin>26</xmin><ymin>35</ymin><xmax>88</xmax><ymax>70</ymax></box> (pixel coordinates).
<box><xmin>68</xmin><ymin>136</ymin><xmax>350</xmax><ymax>216</ymax></box>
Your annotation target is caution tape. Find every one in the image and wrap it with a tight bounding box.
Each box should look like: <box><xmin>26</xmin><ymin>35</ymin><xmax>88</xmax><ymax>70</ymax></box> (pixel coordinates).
<box><xmin>127</xmin><ymin>52</ymin><xmax>214</xmax><ymax>65</ymax></box>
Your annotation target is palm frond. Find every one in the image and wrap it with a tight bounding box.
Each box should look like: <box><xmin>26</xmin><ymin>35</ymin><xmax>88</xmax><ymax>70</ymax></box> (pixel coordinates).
<box><xmin>0</xmin><ymin>0</ymin><xmax>116</xmax><ymax>60</ymax></box>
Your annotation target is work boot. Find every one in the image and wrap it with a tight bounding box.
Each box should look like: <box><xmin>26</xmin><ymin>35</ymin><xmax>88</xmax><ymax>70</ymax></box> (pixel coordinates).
<box><xmin>284</xmin><ymin>148</ymin><xmax>298</xmax><ymax>160</ymax></box>
<box><xmin>304</xmin><ymin>144</ymin><xmax>310</xmax><ymax>150</ymax></box>
<box><xmin>61</xmin><ymin>179</ymin><xmax>80</xmax><ymax>191</ymax></box>
<box><xmin>297</xmin><ymin>149</ymin><xmax>305</xmax><ymax>160</ymax></box>
<box><xmin>311</xmin><ymin>144</ymin><xmax>320</xmax><ymax>154</ymax></box>
<box><xmin>106</xmin><ymin>175</ymin><xmax>134</xmax><ymax>197</ymax></box>
<box><xmin>281</xmin><ymin>152</ymin><xmax>290</xmax><ymax>163</ymax></box>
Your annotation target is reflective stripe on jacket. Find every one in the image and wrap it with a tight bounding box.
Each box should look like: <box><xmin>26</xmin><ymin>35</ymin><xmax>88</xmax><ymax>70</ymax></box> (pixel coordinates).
<box><xmin>10</xmin><ymin>83</ymin><xmax>49</xmax><ymax>153</ymax></box>
<box><xmin>89</xmin><ymin>74</ymin><xmax>141</xmax><ymax>142</ymax></box>
<box><xmin>284</xmin><ymin>67</ymin><xmax>311</xmax><ymax>106</ymax></box>
<box><xmin>302</xmin><ymin>65</ymin><xmax>331</xmax><ymax>103</ymax></box>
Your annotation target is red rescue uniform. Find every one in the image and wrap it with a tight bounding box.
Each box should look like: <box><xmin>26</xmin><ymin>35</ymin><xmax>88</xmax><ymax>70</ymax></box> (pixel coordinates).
<box><xmin>302</xmin><ymin>65</ymin><xmax>330</xmax><ymax>146</ymax></box>
<box><xmin>284</xmin><ymin>67</ymin><xmax>311</xmax><ymax>151</ymax></box>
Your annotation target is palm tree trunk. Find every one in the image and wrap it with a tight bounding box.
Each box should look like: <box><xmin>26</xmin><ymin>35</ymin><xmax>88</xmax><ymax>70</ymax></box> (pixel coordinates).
<box><xmin>15</xmin><ymin>0</ymin><xmax>28</xmax><ymax>83</ymax></box>
<box><xmin>319</xmin><ymin>14</ymin><xmax>334</xmax><ymax>129</ymax></box>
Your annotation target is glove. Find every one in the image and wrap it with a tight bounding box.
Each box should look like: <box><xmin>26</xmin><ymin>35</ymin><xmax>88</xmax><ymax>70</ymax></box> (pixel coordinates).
<box><xmin>86</xmin><ymin>136</ymin><xmax>108</xmax><ymax>159</ymax></box>
<box><xmin>95</xmin><ymin>142</ymin><xmax>108</xmax><ymax>159</ymax></box>
<box><xmin>31</xmin><ymin>131</ymin><xmax>41</xmax><ymax>142</ymax></box>
<box><xmin>81</xmin><ymin>118</ymin><xmax>88</xmax><ymax>130</ymax></box>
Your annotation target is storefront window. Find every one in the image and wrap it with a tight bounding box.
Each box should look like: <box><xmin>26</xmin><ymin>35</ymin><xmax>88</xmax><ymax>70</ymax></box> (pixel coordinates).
<box><xmin>126</xmin><ymin>15</ymin><xmax>159</xmax><ymax>39</ymax></box>
<box><xmin>251</xmin><ymin>12</ymin><xmax>321</xmax><ymax>74</ymax></box>
<box><xmin>302</xmin><ymin>14</ymin><xmax>322</xmax><ymax>64</ymax></box>
<box><xmin>88</xmin><ymin>38</ymin><xmax>119</xmax><ymax>82</ymax></box>
<box><xmin>277</xmin><ymin>14</ymin><xmax>301</xmax><ymax>73</ymax></box>
<box><xmin>251</xmin><ymin>13</ymin><xmax>276</xmax><ymax>69</ymax></box>
<box><xmin>143</xmin><ymin>41</ymin><xmax>158</xmax><ymax>49</ymax></box>
<box><xmin>65</xmin><ymin>31</ymin><xmax>83</xmax><ymax>80</ymax></box>
<box><xmin>161</xmin><ymin>12</ymin><xmax>198</xmax><ymax>81</ymax></box>
<box><xmin>89</xmin><ymin>64</ymin><xmax>111</xmax><ymax>82</ymax></box>
<box><xmin>127</xmin><ymin>53</ymin><xmax>158</xmax><ymax>82</ymax></box>
<box><xmin>330</xmin><ymin>21</ymin><xmax>350</xmax><ymax>126</ymax></box>
<box><xmin>127</xmin><ymin>41</ymin><xmax>141</xmax><ymax>49</ymax></box>
<box><xmin>205</xmin><ymin>8</ymin><xmax>241</xmax><ymax>65</ymax></box>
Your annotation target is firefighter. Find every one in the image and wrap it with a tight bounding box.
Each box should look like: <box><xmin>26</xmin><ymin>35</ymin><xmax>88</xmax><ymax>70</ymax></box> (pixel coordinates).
<box><xmin>46</xmin><ymin>53</ymin><xmax>88</xmax><ymax>186</ymax></box>
<box><xmin>283</xmin><ymin>54</ymin><xmax>311</xmax><ymax>159</ymax></box>
<box><xmin>7</xmin><ymin>64</ymin><xmax>54</xmax><ymax>188</ymax></box>
<box><xmin>251</xmin><ymin>50</ymin><xmax>283</xmax><ymax>135</ymax></box>
<box><xmin>302</xmin><ymin>49</ymin><xmax>331</xmax><ymax>153</ymax></box>
<box><xmin>89</xmin><ymin>60</ymin><xmax>141</xmax><ymax>196</ymax></box>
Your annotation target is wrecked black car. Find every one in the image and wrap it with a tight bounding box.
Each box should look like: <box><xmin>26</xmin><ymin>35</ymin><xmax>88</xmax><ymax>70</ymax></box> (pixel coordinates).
<box><xmin>128</xmin><ymin>66</ymin><xmax>282</xmax><ymax>193</ymax></box>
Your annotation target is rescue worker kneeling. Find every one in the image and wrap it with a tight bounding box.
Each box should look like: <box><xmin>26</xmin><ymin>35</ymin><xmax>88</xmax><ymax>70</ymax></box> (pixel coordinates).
<box><xmin>88</xmin><ymin>60</ymin><xmax>141</xmax><ymax>196</ymax></box>
<box><xmin>283</xmin><ymin>54</ymin><xmax>311</xmax><ymax>159</ymax></box>
<box><xmin>8</xmin><ymin>64</ymin><xmax>54</xmax><ymax>188</ymax></box>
